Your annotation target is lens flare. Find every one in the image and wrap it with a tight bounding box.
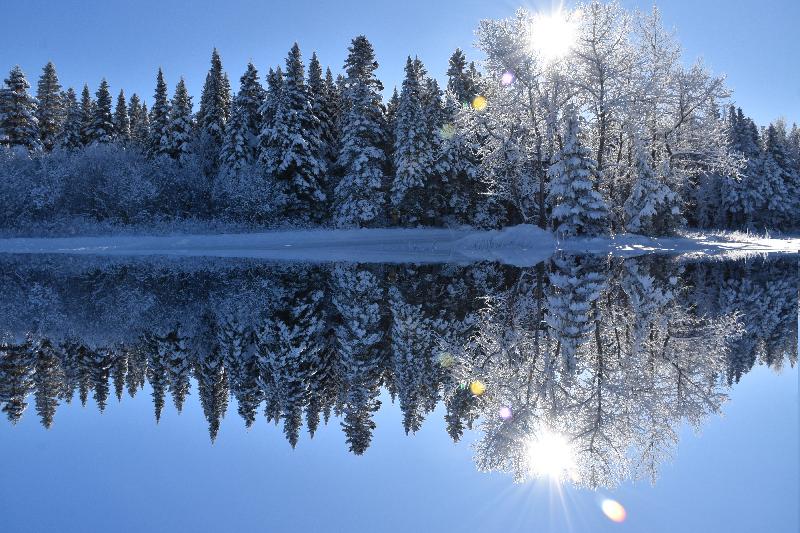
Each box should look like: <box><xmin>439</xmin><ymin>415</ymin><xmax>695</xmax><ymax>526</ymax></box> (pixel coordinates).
<box><xmin>601</xmin><ymin>499</ymin><xmax>627</xmax><ymax>523</ymax></box>
<box><xmin>437</xmin><ymin>351</ymin><xmax>455</xmax><ymax>368</ymax></box>
<box><xmin>526</xmin><ymin>429</ymin><xmax>575</xmax><ymax>481</ymax></box>
<box><xmin>439</xmin><ymin>123</ymin><xmax>456</xmax><ymax>140</ymax></box>
<box><xmin>469</xmin><ymin>380</ymin><xmax>486</xmax><ymax>396</ymax></box>
<box><xmin>529</xmin><ymin>8</ymin><xmax>579</xmax><ymax>63</ymax></box>
<box><xmin>501</xmin><ymin>71</ymin><xmax>515</xmax><ymax>85</ymax></box>
<box><xmin>471</xmin><ymin>95</ymin><xmax>487</xmax><ymax>111</ymax></box>
<box><xmin>499</xmin><ymin>406</ymin><xmax>513</xmax><ymax>420</ymax></box>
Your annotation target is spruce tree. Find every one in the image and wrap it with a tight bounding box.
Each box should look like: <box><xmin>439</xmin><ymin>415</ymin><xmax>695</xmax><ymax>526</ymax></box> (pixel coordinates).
<box><xmin>90</xmin><ymin>79</ymin><xmax>114</xmax><ymax>143</ymax></box>
<box><xmin>166</xmin><ymin>78</ymin><xmax>194</xmax><ymax>161</ymax></box>
<box><xmin>78</xmin><ymin>84</ymin><xmax>95</xmax><ymax>145</ymax></box>
<box><xmin>623</xmin><ymin>138</ymin><xmax>682</xmax><ymax>236</ymax></box>
<box><xmin>149</xmin><ymin>68</ymin><xmax>171</xmax><ymax>157</ymax></box>
<box><xmin>308</xmin><ymin>53</ymin><xmax>338</xmax><ymax>181</ymax></box>
<box><xmin>35</xmin><ymin>62</ymin><xmax>64</xmax><ymax>150</ymax></box>
<box><xmin>333</xmin><ymin>36</ymin><xmax>387</xmax><ymax>228</ymax></box>
<box><xmin>128</xmin><ymin>94</ymin><xmax>150</xmax><ymax>148</ymax></box>
<box><xmin>113</xmin><ymin>89</ymin><xmax>130</xmax><ymax>143</ymax></box>
<box><xmin>0</xmin><ymin>66</ymin><xmax>41</xmax><ymax>150</ymax></box>
<box><xmin>58</xmin><ymin>87</ymin><xmax>82</xmax><ymax>149</ymax></box>
<box><xmin>547</xmin><ymin>115</ymin><xmax>609</xmax><ymax>237</ymax></box>
<box><xmin>220</xmin><ymin>62</ymin><xmax>264</xmax><ymax>175</ymax></box>
<box><xmin>446</xmin><ymin>48</ymin><xmax>478</xmax><ymax>104</ymax></box>
<box><xmin>196</xmin><ymin>48</ymin><xmax>231</xmax><ymax>148</ymax></box>
<box><xmin>257</xmin><ymin>67</ymin><xmax>284</xmax><ymax>173</ymax></box>
<box><xmin>262</xmin><ymin>44</ymin><xmax>328</xmax><ymax>223</ymax></box>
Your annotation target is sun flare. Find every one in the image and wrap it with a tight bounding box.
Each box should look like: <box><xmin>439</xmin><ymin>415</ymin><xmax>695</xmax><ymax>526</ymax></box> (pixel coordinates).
<box><xmin>526</xmin><ymin>429</ymin><xmax>575</xmax><ymax>481</ymax></box>
<box><xmin>528</xmin><ymin>8</ymin><xmax>579</xmax><ymax>63</ymax></box>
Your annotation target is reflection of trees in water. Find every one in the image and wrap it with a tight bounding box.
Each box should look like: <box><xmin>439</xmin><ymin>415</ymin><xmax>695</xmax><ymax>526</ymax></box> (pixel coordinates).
<box><xmin>0</xmin><ymin>255</ymin><xmax>796</xmax><ymax>487</ymax></box>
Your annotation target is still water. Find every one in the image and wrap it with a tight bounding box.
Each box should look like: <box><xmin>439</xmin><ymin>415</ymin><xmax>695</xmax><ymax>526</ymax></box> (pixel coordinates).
<box><xmin>0</xmin><ymin>254</ymin><xmax>797</xmax><ymax>532</ymax></box>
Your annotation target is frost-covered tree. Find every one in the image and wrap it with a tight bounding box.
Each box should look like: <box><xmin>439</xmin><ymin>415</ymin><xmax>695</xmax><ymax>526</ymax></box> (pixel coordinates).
<box><xmin>219</xmin><ymin>62</ymin><xmax>264</xmax><ymax>177</ymax></box>
<box><xmin>262</xmin><ymin>44</ymin><xmax>328</xmax><ymax>223</ymax></box>
<box><xmin>78</xmin><ymin>84</ymin><xmax>95</xmax><ymax>146</ymax></box>
<box><xmin>128</xmin><ymin>94</ymin><xmax>149</xmax><ymax>148</ymax></box>
<box><xmin>333</xmin><ymin>36</ymin><xmax>387</xmax><ymax>228</ymax></box>
<box><xmin>113</xmin><ymin>89</ymin><xmax>130</xmax><ymax>143</ymax></box>
<box><xmin>166</xmin><ymin>78</ymin><xmax>194</xmax><ymax>161</ymax></box>
<box><xmin>547</xmin><ymin>115</ymin><xmax>609</xmax><ymax>237</ymax></box>
<box><xmin>0</xmin><ymin>66</ymin><xmax>40</xmax><ymax>150</ymax></box>
<box><xmin>35</xmin><ymin>62</ymin><xmax>64</xmax><ymax>151</ymax></box>
<box><xmin>196</xmin><ymin>48</ymin><xmax>231</xmax><ymax>151</ymax></box>
<box><xmin>148</xmin><ymin>69</ymin><xmax>171</xmax><ymax>157</ymax></box>
<box><xmin>89</xmin><ymin>79</ymin><xmax>114</xmax><ymax>143</ymax></box>
<box><xmin>446</xmin><ymin>49</ymin><xmax>479</xmax><ymax>105</ymax></box>
<box><xmin>624</xmin><ymin>138</ymin><xmax>682</xmax><ymax>235</ymax></box>
<box><xmin>308</xmin><ymin>53</ymin><xmax>338</xmax><ymax>194</ymax></box>
<box><xmin>58</xmin><ymin>87</ymin><xmax>82</xmax><ymax>149</ymax></box>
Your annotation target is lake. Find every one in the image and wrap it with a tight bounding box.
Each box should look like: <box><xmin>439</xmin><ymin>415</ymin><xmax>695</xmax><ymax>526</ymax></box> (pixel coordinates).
<box><xmin>0</xmin><ymin>253</ymin><xmax>797</xmax><ymax>532</ymax></box>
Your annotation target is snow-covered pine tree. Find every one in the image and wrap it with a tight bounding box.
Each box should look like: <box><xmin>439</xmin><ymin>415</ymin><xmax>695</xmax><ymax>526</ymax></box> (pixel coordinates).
<box><xmin>308</xmin><ymin>53</ymin><xmax>338</xmax><ymax>194</ymax></box>
<box><xmin>262</xmin><ymin>44</ymin><xmax>328</xmax><ymax>224</ymax></box>
<box><xmin>58</xmin><ymin>87</ymin><xmax>82</xmax><ymax>149</ymax></box>
<box><xmin>78</xmin><ymin>84</ymin><xmax>95</xmax><ymax>146</ymax></box>
<box><xmin>148</xmin><ymin>68</ymin><xmax>171</xmax><ymax>157</ymax></box>
<box><xmin>35</xmin><ymin>62</ymin><xmax>64</xmax><ymax>151</ymax></box>
<box><xmin>196</xmin><ymin>48</ymin><xmax>231</xmax><ymax>150</ymax></box>
<box><xmin>113</xmin><ymin>89</ymin><xmax>130</xmax><ymax>143</ymax></box>
<box><xmin>547</xmin><ymin>114</ymin><xmax>609</xmax><ymax>237</ymax></box>
<box><xmin>391</xmin><ymin>57</ymin><xmax>434</xmax><ymax>225</ymax></box>
<box><xmin>421</xmin><ymin>76</ymin><xmax>447</xmax><ymax>223</ymax></box>
<box><xmin>333</xmin><ymin>36</ymin><xmax>387</xmax><ymax>228</ymax></box>
<box><xmin>166</xmin><ymin>78</ymin><xmax>194</xmax><ymax>161</ymax></box>
<box><xmin>721</xmin><ymin>106</ymin><xmax>762</xmax><ymax>228</ymax></box>
<box><xmin>219</xmin><ymin>62</ymin><xmax>264</xmax><ymax>177</ymax></box>
<box><xmin>89</xmin><ymin>79</ymin><xmax>114</xmax><ymax>143</ymax></box>
<box><xmin>446</xmin><ymin>48</ymin><xmax>479</xmax><ymax>105</ymax></box>
<box><xmin>0</xmin><ymin>66</ymin><xmax>41</xmax><ymax>150</ymax></box>
<box><xmin>257</xmin><ymin>68</ymin><xmax>283</xmax><ymax>169</ymax></box>
<box><xmin>759</xmin><ymin>123</ymin><xmax>799</xmax><ymax>230</ymax></box>
<box><xmin>623</xmin><ymin>138</ymin><xmax>683</xmax><ymax>236</ymax></box>
<box><xmin>128</xmin><ymin>95</ymin><xmax>150</xmax><ymax>148</ymax></box>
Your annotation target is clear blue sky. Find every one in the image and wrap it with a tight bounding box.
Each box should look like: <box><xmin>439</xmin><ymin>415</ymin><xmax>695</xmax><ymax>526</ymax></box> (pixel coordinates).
<box><xmin>0</xmin><ymin>0</ymin><xmax>797</xmax><ymax>126</ymax></box>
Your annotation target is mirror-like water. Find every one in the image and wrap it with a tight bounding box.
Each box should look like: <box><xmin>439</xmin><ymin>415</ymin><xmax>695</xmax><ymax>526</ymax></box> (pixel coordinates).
<box><xmin>0</xmin><ymin>254</ymin><xmax>797</xmax><ymax>532</ymax></box>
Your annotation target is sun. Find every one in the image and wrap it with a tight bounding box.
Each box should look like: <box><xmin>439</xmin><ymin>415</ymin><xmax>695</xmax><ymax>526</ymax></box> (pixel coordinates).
<box><xmin>528</xmin><ymin>7</ymin><xmax>579</xmax><ymax>63</ymax></box>
<box><xmin>526</xmin><ymin>429</ymin><xmax>576</xmax><ymax>481</ymax></box>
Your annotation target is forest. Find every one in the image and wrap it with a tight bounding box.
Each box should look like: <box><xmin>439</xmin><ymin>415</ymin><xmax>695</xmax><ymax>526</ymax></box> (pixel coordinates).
<box><xmin>1</xmin><ymin>2</ymin><xmax>798</xmax><ymax>237</ymax></box>
<box><xmin>0</xmin><ymin>255</ymin><xmax>796</xmax><ymax>487</ymax></box>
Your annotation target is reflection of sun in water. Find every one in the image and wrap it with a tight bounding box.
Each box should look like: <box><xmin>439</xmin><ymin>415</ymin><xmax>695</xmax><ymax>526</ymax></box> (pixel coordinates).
<box><xmin>529</xmin><ymin>7</ymin><xmax>579</xmax><ymax>63</ymax></box>
<box><xmin>526</xmin><ymin>429</ymin><xmax>575</xmax><ymax>481</ymax></box>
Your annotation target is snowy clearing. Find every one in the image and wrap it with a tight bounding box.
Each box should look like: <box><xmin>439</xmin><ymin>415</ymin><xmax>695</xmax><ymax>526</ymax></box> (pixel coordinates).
<box><xmin>0</xmin><ymin>225</ymin><xmax>796</xmax><ymax>265</ymax></box>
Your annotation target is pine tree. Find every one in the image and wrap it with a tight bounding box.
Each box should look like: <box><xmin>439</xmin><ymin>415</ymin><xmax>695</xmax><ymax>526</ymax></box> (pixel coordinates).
<box><xmin>446</xmin><ymin>49</ymin><xmax>478</xmax><ymax>104</ymax></box>
<box><xmin>166</xmin><ymin>78</ymin><xmax>194</xmax><ymax>161</ymax></box>
<box><xmin>113</xmin><ymin>89</ymin><xmax>130</xmax><ymax>143</ymax></box>
<box><xmin>58</xmin><ymin>87</ymin><xmax>82</xmax><ymax>149</ymax></box>
<box><xmin>196</xmin><ymin>48</ymin><xmax>231</xmax><ymax>150</ymax></box>
<box><xmin>149</xmin><ymin>68</ymin><xmax>171</xmax><ymax>157</ymax></box>
<box><xmin>623</xmin><ymin>139</ymin><xmax>682</xmax><ymax>236</ymax></box>
<box><xmin>35</xmin><ymin>62</ymin><xmax>64</xmax><ymax>150</ymax></box>
<box><xmin>78</xmin><ymin>84</ymin><xmax>95</xmax><ymax>146</ymax></box>
<box><xmin>308</xmin><ymin>53</ymin><xmax>338</xmax><ymax>193</ymax></box>
<box><xmin>759</xmin><ymin>123</ymin><xmax>798</xmax><ymax>230</ymax></box>
<box><xmin>0</xmin><ymin>66</ymin><xmax>41</xmax><ymax>150</ymax></box>
<box><xmin>391</xmin><ymin>57</ymin><xmax>436</xmax><ymax>225</ymax></box>
<box><xmin>262</xmin><ymin>44</ymin><xmax>328</xmax><ymax>223</ymax></box>
<box><xmin>547</xmin><ymin>115</ymin><xmax>609</xmax><ymax>237</ymax></box>
<box><xmin>220</xmin><ymin>62</ymin><xmax>264</xmax><ymax>176</ymax></box>
<box><xmin>89</xmin><ymin>79</ymin><xmax>114</xmax><ymax>143</ymax></box>
<box><xmin>128</xmin><ymin>94</ymin><xmax>150</xmax><ymax>147</ymax></box>
<box><xmin>333</xmin><ymin>36</ymin><xmax>387</xmax><ymax>228</ymax></box>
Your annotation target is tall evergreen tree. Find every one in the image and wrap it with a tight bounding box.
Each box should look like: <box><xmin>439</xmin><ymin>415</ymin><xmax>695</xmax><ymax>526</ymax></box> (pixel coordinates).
<box><xmin>113</xmin><ymin>89</ymin><xmax>130</xmax><ymax>143</ymax></box>
<box><xmin>623</xmin><ymin>138</ymin><xmax>682</xmax><ymax>236</ymax></box>
<box><xmin>89</xmin><ymin>79</ymin><xmax>114</xmax><ymax>143</ymax></box>
<box><xmin>128</xmin><ymin>94</ymin><xmax>150</xmax><ymax>147</ymax></box>
<box><xmin>262</xmin><ymin>44</ymin><xmax>328</xmax><ymax>223</ymax></box>
<box><xmin>220</xmin><ymin>62</ymin><xmax>264</xmax><ymax>175</ymax></box>
<box><xmin>35</xmin><ymin>62</ymin><xmax>64</xmax><ymax>150</ymax></box>
<box><xmin>446</xmin><ymin>48</ymin><xmax>478</xmax><ymax>104</ymax></box>
<box><xmin>78</xmin><ymin>84</ymin><xmax>95</xmax><ymax>146</ymax></box>
<box><xmin>166</xmin><ymin>78</ymin><xmax>194</xmax><ymax>161</ymax></box>
<box><xmin>547</xmin><ymin>115</ymin><xmax>609</xmax><ymax>237</ymax></box>
<box><xmin>308</xmin><ymin>53</ymin><xmax>338</xmax><ymax>192</ymax></box>
<box><xmin>333</xmin><ymin>36</ymin><xmax>387</xmax><ymax>228</ymax></box>
<box><xmin>196</xmin><ymin>48</ymin><xmax>231</xmax><ymax>147</ymax></box>
<box><xmin>58</xmin><ymin>87</ymin><xmax>82</xmax><ymax>149</ymax></box>
<box><xmin>149</xmin><ymin>68</ymin><xmax>171</xmax><ymax>157</ymax></box>
<box><xmin>0</xmin><ymin>66</ymin><xmax>41</xmax><ymax>150</ymax></box>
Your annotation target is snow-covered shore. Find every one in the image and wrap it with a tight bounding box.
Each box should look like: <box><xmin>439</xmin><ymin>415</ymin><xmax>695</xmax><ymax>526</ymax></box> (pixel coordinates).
<box><xmin>0</xmin><ymin>225</ymin><xmax>796</xmax><ymax>265</ymax></box>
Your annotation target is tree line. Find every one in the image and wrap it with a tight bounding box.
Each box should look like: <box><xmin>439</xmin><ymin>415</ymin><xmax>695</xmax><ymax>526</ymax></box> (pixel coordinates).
<box><xmin>1</xmin><ymin>3</ymin><xmax>798</xmax><ymax>235</ymax></box>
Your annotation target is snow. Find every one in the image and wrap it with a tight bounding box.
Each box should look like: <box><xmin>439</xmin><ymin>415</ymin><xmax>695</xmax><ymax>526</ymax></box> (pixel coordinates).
<box><xmin>0</xmin><ymin>225</ymin><xmax>796</xmax><ymax>265</ymax></box>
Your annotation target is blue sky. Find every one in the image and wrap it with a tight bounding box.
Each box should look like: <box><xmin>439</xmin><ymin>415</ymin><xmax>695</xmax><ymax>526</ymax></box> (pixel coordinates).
<box><xmin>0</xmin><ymin>0</ymin><xmax>797</xmax><ymax>126</ymax></box>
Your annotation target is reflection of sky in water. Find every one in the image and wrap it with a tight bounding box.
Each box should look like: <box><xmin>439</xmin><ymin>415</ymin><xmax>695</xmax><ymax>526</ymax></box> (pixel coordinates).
<box><xmin>0</xmin><ymin>255</ymin><xmax>796</xmax><ymax>532</ymax></box>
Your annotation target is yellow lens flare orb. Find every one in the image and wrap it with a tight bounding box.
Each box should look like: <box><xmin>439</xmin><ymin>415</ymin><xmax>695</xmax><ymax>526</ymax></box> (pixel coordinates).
<box><xmin>529</xmin><ymin>7</ymin><xmax>580</xmax><ymax>63</ymax></box>
<box><xmin>471</xmin><ymin>95</ymin><xmax>487</xmax><ymax>111</ymax></box>
<box><xmin>526</xmin><ymin>429</ymin><xmax>575</xmax><ymax>481</ymax></box>
<box><xmin>469</xmin><ymin>380</ymin><xmax>486</xmax><ymax>396</ymax></box>
<box><xmin>601</xmin><ymin>499</ymin><xmax>627</xmax><ymax>523</ymax></box>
